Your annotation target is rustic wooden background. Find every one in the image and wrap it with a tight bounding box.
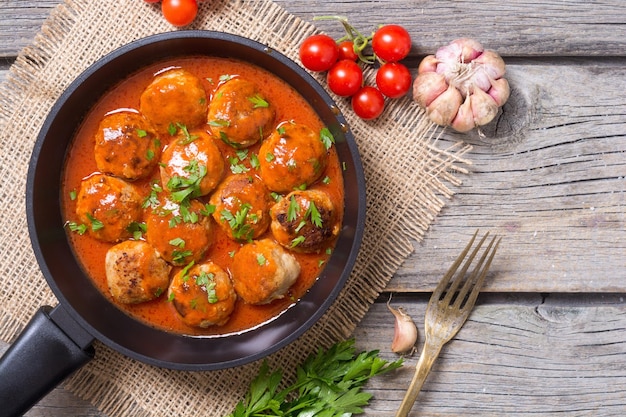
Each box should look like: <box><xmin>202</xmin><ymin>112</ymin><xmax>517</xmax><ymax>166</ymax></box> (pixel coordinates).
<box><xmin>1</xmin><ymin>0</ymin><xmax>625</xmax><ymax>416</ymax></box>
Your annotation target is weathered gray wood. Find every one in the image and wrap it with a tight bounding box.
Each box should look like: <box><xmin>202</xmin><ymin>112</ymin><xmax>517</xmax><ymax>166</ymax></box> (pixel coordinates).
<box><xmin>354</xmin><ymin>294</ymin><xmax>626</xmax><ymax>416</ymax></box>
<box><xmin>390</xmin><ymin>62</ymin><xmax>626</xmax><ymax>293</ymax></box>
<box><xmin>1</xmin><ymin>1</ymin><xmax>626</xmax><ymax>57</ymax></box>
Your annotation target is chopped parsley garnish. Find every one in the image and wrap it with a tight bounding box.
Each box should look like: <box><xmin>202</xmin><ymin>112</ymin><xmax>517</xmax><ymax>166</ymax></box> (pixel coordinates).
<box><xmin>248</xmin><ymin>94</ymin><xmax>269</xmax><ymax>108</ymax></box>
<box><xmin>256</xmin><ymin>254</ymin><xmax>267</xmax><ymax>266</ymax></box>
<box><xmin>142</xmin><ymin>181</ymin><xmax>163</xmax><ymax>209</ymax></box>
<box><xmin>195</xmin><ymin>271</ymin><xmax>218</xmax><ymax>304</ymax></box>
<box><xmin>69</xmin><ymin>190</ymin><xmax>77</xmax><ymax>201</ymax></box>
<box><xmin>320</xmin><ymin>127</ymin><xmax>335</xmax><ymax>150</ymax></box>
<box><xmin>287</xmin><ymin>195</ymin><xmax>299</xmax><ymax>222</ymax></box>
<box><xmin>172</xmin><ymin>249</ymin><xmax>192</xmax><ymax>265</ymax></box>
<box><xmin>166</xmin><ymin>159</ymin><xmax>207</xmax><ymax>204</ymax></box>
<box><xmin>209</xmin><ymin>118</ymin><xmax>230</xmax><ymax>128</ymax></box>
<box><xmin>126</xmin><ymin>221</ymin><xmax>147</xmax><ymax>240</ymax></box>
<box><xmin>290</xmin><ymin>235</ymin><xmax>306</xmax><ymax>248</ymax></box>
<box><xmin>85</xmin><ymin>213</ymin><xmax>104</xmax><ymax>231</ymax></box>
<box><xmin>306</xmin><ymin>201</ymin><xmax>323</xmax><ymax>228</ymax></box>
<box><xmin>169</xmin><ymin>237</ymin><xmax>186</xmax><ymax>248</ymax></box>
<box><xmin>229</xmin><ymin>156</ymin><xmax>250</xmax><ymax>174</ymax></box>
<box><xmin>175</xmin><ymin>123</ymin><xmax>199</xmax><ymax>145</ymax></box>
<box><xmin>67</xmin><ymin>221</ymin><xmax>87</xmax><ymax>235</ymax></box>
<box><xmin>250</xmin><ymin>153</ymin><xmax>260</xmax><ymax>169</ymax></box>
<box><xmin>322</xmin><ymin>176</ymin><xmax>331</xmax><ymax>185</ymax></box>
<box><xmin>220</xmin><ymin>203</ymin><xmax>254</xmax><ymax>241</ymax></box>
<box><xmin>136</xmin><ymin>128</ymin><xmax>147</xmax><ymax>138</ymax></box>
<box><xmin>200</xmin><ymin>203</ymin><xmax>216</xmax><ymax>217</ymax></box>
<box><xmin>265</xmin><ymin>152</ymin><xmax>275</xmax><ymax>162</ymax></box>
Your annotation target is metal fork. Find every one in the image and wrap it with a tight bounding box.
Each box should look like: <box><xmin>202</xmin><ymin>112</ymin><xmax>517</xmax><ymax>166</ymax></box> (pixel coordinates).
<box><xmin>395</xmin><ymin>230</ymin><xmax>501</xmax><ymax>417</ymax></box>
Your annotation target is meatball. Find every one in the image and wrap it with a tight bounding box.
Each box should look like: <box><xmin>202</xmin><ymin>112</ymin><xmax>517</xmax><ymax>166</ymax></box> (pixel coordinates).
<box><xmin>94</xmin><ymin>110</ymin><xmax>161</xmax><ymax>181</ymax></box>
<box><xmin>270</xmin><ymin>189</ymin><xmax>340</xmax><ymax>253</ymax></box>
<box><xmin>231</xmin><ymin>239</ymin><xmax>300</xmax><ymax>305</ymax></box>
<box><xmin>209</xmin><ymin>174</ymin><xmax>273</xmax><ymax>242</ymax></box>
<box><xmin>207</xmin><ymin>78</ymin><xmax>275</xmax><ymax>148</ymax></box>
<box><xmin>75</xmin><ymin>174</ymin><xmax>143</xmax><ymax>242</ymax></box>
<box><xmin>168</xmin><ymin>261</ymin><xmax>236</xmax><ymax>327</ymax></box>
<box><xmin>145</xmin><ymin>197</ymin><xmax>214</xmax><ymax>266</ymax></box>
<box><xmin>139</xmin><ymin>68</ymin><xmax>208</xmax><ymax>135</ymax></box>
<box><xmin>105</xmin><ymin>240</ymin><xmax>172</xmax><ymax>304</ymax></box>
<box><xmin>258</xmin><ymin>122</ymin><xmax>329</xmax><ymax>192</ymax></box>
<box><xmin>160</xmin><ymin>129</ymin><xmax>224</xmax><ymax>197</ymax></box>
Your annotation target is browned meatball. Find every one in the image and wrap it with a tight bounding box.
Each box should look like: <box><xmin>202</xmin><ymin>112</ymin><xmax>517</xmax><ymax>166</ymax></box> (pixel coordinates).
<box><xmin>105</xmin><ymin>240</ymin><xmax>172</xmax><ymax>304</ymax></box>
<box><xmin>160</xmin><ymin>129</ymin><xmax>224</xmax><ymax>198</ymax></box>
<box><xmin>270</xmin><ymin>189</ymin><xmax>340</xmax><ymax>253</ymax></box>
<box><xmin>140</xmin><ymin>68</ymin><xmax>208</xmax><ymax>135</ymax></box>
<box><xmin>75</xmin><ymin>174</ymin><xmax>143</xmax><ymax>242</ymax></box>
<box><xmin>168</xmin><ymin>261</ymin><xmax>236</xmax><ymax>327</ymax></box>
<box><xmin>145</xmin><ymin>197</ymin><xmax>214</xmax><ymax>266</ymax></box>
<box><xmin>94</xmin><ymin>110</ymin><xmax>161</xmax><ymax>181</ymax></box>
<box><xmin>209</xmin><ymin>174</ymin><xmax>273</xmax><ymax>242</ymax></box>
<box><xmin>207</xmin><ymin>78</ymin><xmax>275</xmax><ymax>148</ymax></box>
<box><xmin>258</xmin><ymin>122</ymin><xmax>329</xmax><ymax>192</ymax></box>
<box><xmin>231</xmin><ymin>239</ymin><xmax>300</xmax><ymax>305</ymax></box>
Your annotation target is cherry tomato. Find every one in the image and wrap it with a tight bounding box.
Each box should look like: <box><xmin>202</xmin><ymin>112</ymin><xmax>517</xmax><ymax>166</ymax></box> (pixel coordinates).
<box><xmin>327</xmin><ymin>60</ymin><xmax>363</xmax><ymax>97</ymax></box>
<box><xmin>351</xmin><ymin>86</ymin><xmax>385</xmax><ymax>120</ymax></box>
<box><xmin>372</xmin><ymin>24</ymin><xmax>412</xmax><ymax>62</ymax></box>
<box><xmin>299</xmin><ymin>34</ymin><xmax>339</xmax><ymax>72</ymax></box>
<box><xmin>161</xmin><ymin>0</ymin><xmax>198</xmax><ymax>27</ymax></box>
<box><xmin>376</xmin><ymin>62</ymin><xmax>412</xmax><ymax>98</ymax></box>
<box><xmin>337</xmin><ymin>41</ymin><xmax>358</xmax><ymax>62</ymax></box>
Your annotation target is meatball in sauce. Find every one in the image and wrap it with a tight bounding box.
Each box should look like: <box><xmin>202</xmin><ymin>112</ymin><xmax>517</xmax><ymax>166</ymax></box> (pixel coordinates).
<box><xmin>258</xmin><ymin>122</ymin><xmax>329</xmax><ymax>192</ymax></box>
<box><xmin>168</xmin><ymin>261</ymin><xmax>236</xmax><ymax>328</ymax></box>
<box><xmin>75</xmin><ymin>173</ymin><xmax>143</xmax><ymax>243</ymax></box>
<box><xmin>140</xmin><ymin>68</ymin><xmax>208</xmax><ymax>135</ymax></box>
<box><xmin>209</xmin><ymin>174</ymin><xmax>273</xmax><ymax>242</ymax></box>
<box><xmin>145</xmin><ymin>197</ymin><xmax>214</xmax><ymax>266</ymax></box>
<box><xmin>105</xmin><ymin>240</ymin><xmax>171</xmax><ymax>304</ymax></box>
<box><xmin>207</xmin><ymin>77</ymin><xmax>275</xmax><ymax>148</ymax></box>
<box><xmin>231</xmin><ymin>239</ymin><xmax>300</xmax><ymax>305</ymax></box>
<box><xmin>160</xmin><ymin>129</ymin><xmax>225</xmax><ymax>197</ymax></box>
<box><xmin>270</xmin><ymin>189</ymin><xmax>340</xmax><ymax>253</ymax></box>
<box><xmin>94</xmin><ymin>110</ymin><xmax>161</xmax><ymax>181</ymax></box>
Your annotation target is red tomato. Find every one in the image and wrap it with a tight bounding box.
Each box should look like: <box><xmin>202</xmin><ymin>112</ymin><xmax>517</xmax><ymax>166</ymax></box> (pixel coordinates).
<box><xmin>337</xmin><ymin>41</ymin><xmax>358</xmax><ymax>62</ymax></box>
<box><xmin>327</xmin><ymin>60</ymin><xmax>363</xmax><ymax>97</ymax></box>
<box><xmin>372</xmin><ymin>24</ymin><xmax>412</xmax><ymax>62</ymax></box>
<box><xmin>161</xmin><ymin>0</ymin><xmax>198</xmax><ymax>27</ymax></box>
<box><xmin>351</xmin><ymin>86</ymin><xmax>385</xmax><ymax>120</ymax></box>
<box><xmin>375</xmin><ymin>62</ymin><xmax>412</xmax><ymax>98</ymax></box>
<box><xmin>299</xmin><ymin>34</ymin><xmax>339</xmax><ymax>72</ymax></box>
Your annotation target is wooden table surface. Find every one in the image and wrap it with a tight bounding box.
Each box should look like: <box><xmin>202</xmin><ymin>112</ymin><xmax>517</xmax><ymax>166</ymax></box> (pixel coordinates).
<box><xmin>1</xmin><ymin>1</ymin><xmax>625</xmax><ymax>416</ymax></box>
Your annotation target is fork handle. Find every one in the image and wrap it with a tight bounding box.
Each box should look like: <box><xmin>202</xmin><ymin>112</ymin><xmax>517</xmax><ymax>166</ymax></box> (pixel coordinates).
<box><xmin>395</xmin><ymin>341</ymin><xmax>443</xmax><ymax>417</ymax></box>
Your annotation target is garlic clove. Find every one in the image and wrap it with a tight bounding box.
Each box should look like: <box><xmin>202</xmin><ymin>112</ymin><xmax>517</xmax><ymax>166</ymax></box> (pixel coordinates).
<box><xmin>412</xmin><ymin>71</ymin><xmax>448</xmax><ymax>108</ymax></box>
<box><xmin>417</xmin><ymin>54</ymin><xmax>439</xmax><ymax>74</ymax></box>
<box><xmin>387</xmin><ymin>301</ymin><xmax>418</xmax><ymax>355</ymax></box>
<box><xmin>451</xmin><ymin>94</ymin><xmax>476</xmax><ymax>133</ymax></box>
<box><xmin>471</xmin><ymin>87</ymin><xmax>499</xmax><ymax>126</ymax></box>
<box><xmin>488</xmin><ymin>77</ymin><xmax>511</xmax><ymax>107</ymax></box>
<box><xmin>427</xmin><ymin>84</ymin><xmax>463</xmax><ymax>126</ymax></box>
<box><xmin>474</xmin><ymin>49</ymin><xmax>507</xmax><ymax>80</ymax></box>
<box><xmin>437</xmin><ymin>38</ymin><xmax>484</xmax><ymax>63</ymax></box>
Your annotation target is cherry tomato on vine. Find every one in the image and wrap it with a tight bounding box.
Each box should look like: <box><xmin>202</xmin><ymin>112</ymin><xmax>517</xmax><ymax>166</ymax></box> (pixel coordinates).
<box><xmin>376</xmin><ymin>62</ymin><xmax>412</xmax><ymax>98</ymax></box>
<box><xmin>351</xmin><ymin>86</ymin><xmax>385</xmax><ymax>120</ymax></box>
<box><xmin>299</xmin><ymin>34</ymin><xmax>339</xmax><ymax>72</ymax></box>
<box><xmin>337</xmin><ymin>41</ymin><xmax>358</xmax><ymax>62</ymax></box>
<box><xmin>162</xmin><ymin>0</ymin><xmax>198</xmax><ymax>27</ymax></box>
<box><xmin>372</xmin><ymin>24</ymin><xmax>411</xmax><ymax>62</ymax></box>
<box><xmin>327</xmin><ymin>60</ymin><xmax>363</xmax><ymax>97</ymax></box>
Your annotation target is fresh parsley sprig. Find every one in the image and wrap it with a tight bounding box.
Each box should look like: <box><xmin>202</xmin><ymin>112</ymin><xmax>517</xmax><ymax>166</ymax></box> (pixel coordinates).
<box><xmin>226</xmin><ymin>339</ymin><xmax>402</xmax><ymax>417</ymax></box>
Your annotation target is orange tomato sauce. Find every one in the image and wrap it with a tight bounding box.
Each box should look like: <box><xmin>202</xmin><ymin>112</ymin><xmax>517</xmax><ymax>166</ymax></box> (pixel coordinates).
<box><xmin>62</xmin><ymin>57</ymin><xmax>344</xmax><ymax>336</ymax></box>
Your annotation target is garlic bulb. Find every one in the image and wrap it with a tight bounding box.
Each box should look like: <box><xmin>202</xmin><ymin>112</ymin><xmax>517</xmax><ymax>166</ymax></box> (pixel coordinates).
<box><xmin>412</xmin><ymin>38</ymin><xmax>510</xmax><ymax>132</ymax></box>
<box><xmin>387</xmin><ymin>300</ymin><xmax>418</xmax><ymax>355</ymax></box>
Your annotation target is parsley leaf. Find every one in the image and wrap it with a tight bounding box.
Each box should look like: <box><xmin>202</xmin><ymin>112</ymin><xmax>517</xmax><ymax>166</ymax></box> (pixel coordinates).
<box><xmin>226</xmin><ymin>339</ymin><xmax>402</xmax><ymax>417</ymax></box>
<box><xmin>320</xmin><ymin>127</ymin><xmax>335</xmax><ymax>151</ymax></box>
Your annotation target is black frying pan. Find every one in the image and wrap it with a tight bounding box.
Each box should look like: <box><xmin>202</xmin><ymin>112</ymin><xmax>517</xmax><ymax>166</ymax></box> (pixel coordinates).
<box><xmin>0</xmin><ymin>31</ymin><xmax>365</xmax><ymax>416</ymax></box>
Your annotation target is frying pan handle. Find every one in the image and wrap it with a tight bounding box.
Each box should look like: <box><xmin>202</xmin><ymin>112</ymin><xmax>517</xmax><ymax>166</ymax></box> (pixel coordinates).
<box><xmin>0</xmin><ymin>305</ymin><xmax>95</xmax><ymax>417</ymax></box>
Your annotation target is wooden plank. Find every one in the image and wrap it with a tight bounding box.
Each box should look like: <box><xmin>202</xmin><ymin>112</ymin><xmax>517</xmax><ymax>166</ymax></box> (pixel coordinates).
<box><xmin>354</xmin><ymin>294</ymin><xmax>626</xmax><ymax>416</ymax></box>
<box><xmin>1</xmin><ymin>1</ymin><xmax>626</xmax><ymax>57</ymax></box>
<box><xmin>389</xmin><ymin>62</ymin><xmax>626</xmax><ymax>293</ymax></box>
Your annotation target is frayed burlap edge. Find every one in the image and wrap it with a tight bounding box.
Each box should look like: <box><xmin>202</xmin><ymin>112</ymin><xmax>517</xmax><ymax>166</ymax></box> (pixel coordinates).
<box><xmin>0</xmin><ymin>0</ymin><xmax>471</xmax><ymax>416</ymax></box>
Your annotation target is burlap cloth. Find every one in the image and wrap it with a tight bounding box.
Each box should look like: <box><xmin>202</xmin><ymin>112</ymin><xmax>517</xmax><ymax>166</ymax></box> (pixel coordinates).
<box><xmin>0</xmin><ymin>0</ymin><xmax>471</xmax><ymax>415</ymax></box>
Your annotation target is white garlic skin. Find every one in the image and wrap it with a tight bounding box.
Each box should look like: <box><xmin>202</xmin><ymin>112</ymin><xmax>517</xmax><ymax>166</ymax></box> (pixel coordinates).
<box><xmin>388</xmin><ymin>302</ymin><xmax>418</xmax><ymax>355</ymax></box>
<box><xmin>412</xmin><ymin>38</ymin><xmax>510</xmax><ymax>132</ymax></box>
